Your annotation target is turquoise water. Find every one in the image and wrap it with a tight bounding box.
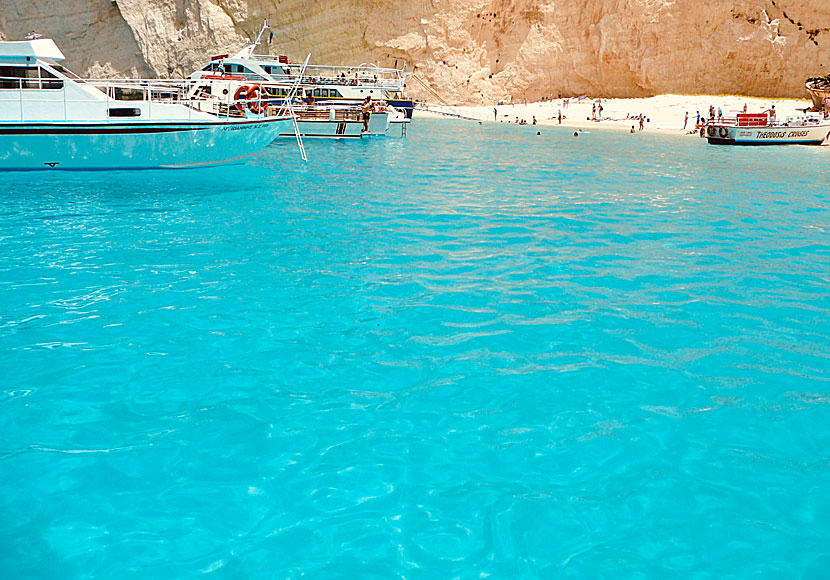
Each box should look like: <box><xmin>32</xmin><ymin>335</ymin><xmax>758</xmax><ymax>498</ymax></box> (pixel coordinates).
<box><xmin>1</xmin><ymin>119</ymin><xmax>829</xmax><ymax>579</ymax></box>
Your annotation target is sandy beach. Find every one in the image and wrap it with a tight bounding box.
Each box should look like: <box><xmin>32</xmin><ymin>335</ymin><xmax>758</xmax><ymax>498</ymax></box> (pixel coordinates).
<box><xmin>415</xmin><ymin>94</ymin><xmax>820</xmax><ymax>137</ymax></box>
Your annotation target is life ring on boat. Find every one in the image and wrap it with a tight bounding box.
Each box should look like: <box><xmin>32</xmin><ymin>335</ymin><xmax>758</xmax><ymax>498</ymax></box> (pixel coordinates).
<box><xmin>707</xmin><ymin>125</ymin><xmax>716</xmax><ymax>137</ymax></box>
<box><xmin>247</xmin><ymin>85</ymin><xmax>265</xmax><ymax>114</ymax></box>
<box><xmin>233</xmin><ymin>85</ymin><xmax>250</xmax><ymax>113</ymax></box>
<box><xmin>718</xmin><ymin>126</ymin><xmax>729</xmax><ymax>138</ymax></box>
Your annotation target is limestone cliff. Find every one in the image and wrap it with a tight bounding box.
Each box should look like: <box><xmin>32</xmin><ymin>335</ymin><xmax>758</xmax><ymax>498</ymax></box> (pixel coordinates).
<box><xmin>1</xmin><ymin>0</ymin><xmax>828</xmax><ymax>103</ymax></box>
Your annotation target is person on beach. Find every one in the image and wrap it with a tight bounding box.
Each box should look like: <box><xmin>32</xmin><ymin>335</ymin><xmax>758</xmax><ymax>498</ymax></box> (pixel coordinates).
<box><xmin>360</xmin><ymin>96</ymin><xmax>372</xmax><ymax>133</ymax></box>
<box><xmin>493</xmin><ymin>107</ymin><xmax>497</xmax><ymax>121</ymax></box>
<box><xmin>557</xmin><ymin>109</ymin><xmax>562</xmax><ymax>124</ymax></box>
<box><xmin>532</xmin><ymin>116</ymin><xmax>537</xmax><ymax>125</ymax></box>
<box><xmin>695</xmin><ymin>111</ymin><xmax>701</xmax><ymax>126</ymax></box>
<box><xmin>683</xmin><ymin>111</ymin><xmax>688</xmax><ymax>130</ymax></box>
<box><xmin>639</xmin><ymin>115</ymin><xmax>644</xmax><ymax>131</ymax></box>
<box><xmin>630</xmin><ymin>125</ymin><xmax>636</xmax><ymax>133</ymax></box>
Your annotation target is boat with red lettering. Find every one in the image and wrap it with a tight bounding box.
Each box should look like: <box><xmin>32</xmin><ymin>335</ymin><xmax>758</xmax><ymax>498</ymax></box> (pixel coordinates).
<box><xmin>703</xmin><ymin>110</ymin><xmax>830</xmax><ymax>145</ymax></box>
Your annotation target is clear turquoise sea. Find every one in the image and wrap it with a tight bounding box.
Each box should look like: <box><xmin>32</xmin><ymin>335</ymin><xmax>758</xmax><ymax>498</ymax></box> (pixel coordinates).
<box><xmin>1</xmin><ymin>119</ymin><xmax>829</xmax><ymax>579</ymax></box>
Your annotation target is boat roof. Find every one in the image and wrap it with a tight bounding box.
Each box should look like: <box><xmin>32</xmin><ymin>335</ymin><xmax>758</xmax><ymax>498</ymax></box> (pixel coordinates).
<box><xmin>0</xmin><ymin>39</ymin><xmax>65</xmax><ymax>62</ymax></box>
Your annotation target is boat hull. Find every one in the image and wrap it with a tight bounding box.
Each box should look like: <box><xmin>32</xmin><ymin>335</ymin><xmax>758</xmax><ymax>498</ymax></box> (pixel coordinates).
<box><xmin>0</xmin><ymin>117</ymin><xmax>291</xmax><ymax>170</ymax></box>
<box><xmin>706</xmin><ymin>123</ymin><xmax>830</xmax><ymax>145</ymax></box>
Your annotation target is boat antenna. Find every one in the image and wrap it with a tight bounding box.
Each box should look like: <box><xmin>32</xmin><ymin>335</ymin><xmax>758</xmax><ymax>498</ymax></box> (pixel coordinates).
<box><xmin>253</xmin><ymin>21</ymin><xmax>269</xmax><ymax>46</ymax></box>
<box><xmin>280</xmin><ymin>53</ymin><xmax>310</xmax><ymax>162</ymax></box>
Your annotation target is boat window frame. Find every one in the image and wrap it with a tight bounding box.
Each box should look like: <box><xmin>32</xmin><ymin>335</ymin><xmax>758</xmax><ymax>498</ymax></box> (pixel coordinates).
<box><xmin>0</xmin><ymin>65</ymin><xmax>64</xmax><ymax>90</ymax></box>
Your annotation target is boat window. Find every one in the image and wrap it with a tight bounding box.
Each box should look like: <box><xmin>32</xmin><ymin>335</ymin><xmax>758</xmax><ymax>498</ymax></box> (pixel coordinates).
<box><xmin>108</xmin><ymin>107</ymin><xmax>142</xmax><ymax>118</ymax></box>
<box><xmin>50</xmin><ymin>64</ymin><xmax>81</xmax><ymax>80</ymax></box>
<box><xmin>0</xmin><ymin>66</ymin><xmax>38</xmax><ymax>89</ymax></box>
<box><xmin>39</xmin><ymin>67</ymin><xmax>64</xmax><ymax>89</ymax></box>
<box><xmin>313</xmin><ymin>88</ymin><xmax>321</xmax><ymax>97</ymax></box>
<box><xmin>330</xmin><ymin>89</ymin><xmax>341</xmax><ymax>97</ymax></box>
<box><xmin>113</xmin><ymin>87</ymin><xmax>145</xmax><ymax>101</ymax></box>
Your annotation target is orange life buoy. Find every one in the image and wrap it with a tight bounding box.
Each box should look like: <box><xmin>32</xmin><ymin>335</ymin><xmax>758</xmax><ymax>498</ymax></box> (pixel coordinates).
<box><xmin>233</xmin><ymin>85</ymin><xmax>250</xmax><ymax>113</ymax></box>
<box><xmin>247</xmin><ymin>84</ymin><xmax>265</xmax><ymax>114</ymax></box>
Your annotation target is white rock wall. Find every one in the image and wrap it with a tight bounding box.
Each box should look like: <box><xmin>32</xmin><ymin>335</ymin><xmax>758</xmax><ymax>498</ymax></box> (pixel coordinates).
<box><xmin>1</xmin><ymin>0</ymin><xmax>828</xmax><ymax>103</ymax></box>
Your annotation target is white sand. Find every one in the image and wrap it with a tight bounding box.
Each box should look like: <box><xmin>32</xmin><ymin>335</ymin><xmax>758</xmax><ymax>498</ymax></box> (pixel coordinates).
<box><xmin>416</xmin><ymin>94</ymin><xmax>817</xmax><ymax>136</ymax></box>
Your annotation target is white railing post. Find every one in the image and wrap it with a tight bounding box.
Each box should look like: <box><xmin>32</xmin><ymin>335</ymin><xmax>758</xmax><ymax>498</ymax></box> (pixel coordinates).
<box><xmin>18</xmin><ymin>78</ymin><xmax>23</xmax><ymax>121</ymax></box>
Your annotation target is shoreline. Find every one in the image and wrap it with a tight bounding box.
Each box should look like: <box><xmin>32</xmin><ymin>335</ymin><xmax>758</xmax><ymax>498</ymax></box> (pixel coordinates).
<box><xmin>413</xmin><ymin>94</ymin><xmax>820</xmax><ymax>137</ymax></box>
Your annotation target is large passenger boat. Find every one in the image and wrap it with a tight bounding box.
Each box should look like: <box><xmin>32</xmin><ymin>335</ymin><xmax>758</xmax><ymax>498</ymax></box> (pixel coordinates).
<box><xmin>0</xmin><ymin>38</ymin><xmax>294</xmax><ymax>170</ymax></box>
<box><xmin>806</xmin><ymin>75</ymin><xmax>830</xmax><ymax>112</ymax></box>
<box><xmin>193</xmin><ymin>26</ymin><xmax>414</xmax><ymax>120</ymax></box>
<box><xmin>703</xmin><ymin>110</ymin><xmax>830</xmax><ymax>145</ymax></box>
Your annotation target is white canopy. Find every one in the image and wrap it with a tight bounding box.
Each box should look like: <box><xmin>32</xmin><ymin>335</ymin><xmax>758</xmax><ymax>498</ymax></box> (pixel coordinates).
<box><xmin>0</xmin><ymin>39</ymin><xmax>66</xmax><ymax>62</ymax></box>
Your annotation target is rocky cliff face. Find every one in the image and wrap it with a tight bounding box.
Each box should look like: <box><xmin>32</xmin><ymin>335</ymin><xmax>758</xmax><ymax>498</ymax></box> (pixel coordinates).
<box><xmin>1</xmin><ymin>0</ymin><xmax>828</xmax><ymax>103</ymax></box>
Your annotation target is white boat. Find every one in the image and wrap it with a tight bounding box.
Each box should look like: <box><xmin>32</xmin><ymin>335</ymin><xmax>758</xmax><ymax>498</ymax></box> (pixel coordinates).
<box><xmin>806</xmin><ymin>75</ymin><xmax>830</xmax><ymax>113</ymax></box>
<box><xmin>0</xmin><ymin>38</ymin><xmax>295</xmax><ymax>170</ymax></box>
<box><xmin>192</xmin><ymin>24</ymin><xmax>414</xmax><ymax>121</ymax></box>
<box><xmin>704</xmin><ymin>111</ymin><xmax>830</xmax><ymax>145</ymax></box>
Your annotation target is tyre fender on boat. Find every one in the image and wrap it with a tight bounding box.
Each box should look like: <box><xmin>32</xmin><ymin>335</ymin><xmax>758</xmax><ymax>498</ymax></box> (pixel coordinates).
<box><xmin>707</xmin><ymin>125</ymin><xmax>716</xmax><ymax>137</ymax></box>
<box><xmin>233</xmin><ymin>85</ymin><xmax>250</xmax><ymax>113</ymax></box>
<box><xmin>718</xmin><ymin>126</ymin><xmax>729</xmax><ymax>138</ymax></box>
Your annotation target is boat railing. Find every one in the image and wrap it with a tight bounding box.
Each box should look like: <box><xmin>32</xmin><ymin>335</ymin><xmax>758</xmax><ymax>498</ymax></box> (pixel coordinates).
<box><xmin>201</xmin><ymin>71</ymin><xmax>404</xmax><ymax>90</ymax></box>
<box><xmin>250</xmin><ymin>57</ymin><xmax>406</xmax><ymax>77</ymax></box>
<box><xmin>0</xmin><ymin>75</ymin><xmax>288</xmax><ymax>122</ymax></box>
<box><xmin>703</xmin><ymin>114</ymin><xmax>772</xmax><ymax>127</ymax></box>
<box><xmin>292</xmin><ymin>106</ymin><xmax>362</xmax><ymax>122</ymax></box>
<box><xmin>0</xmin><ymin>75</ymin><xmax>65</xmax><ymax>91</ymax></box>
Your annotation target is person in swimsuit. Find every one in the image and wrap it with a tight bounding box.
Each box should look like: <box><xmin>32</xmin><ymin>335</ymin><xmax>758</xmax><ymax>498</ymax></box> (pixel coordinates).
<box><xmin>360</xmin><ymin>96</ymin><xmax>372</xmax><ymax>132</ymax></box>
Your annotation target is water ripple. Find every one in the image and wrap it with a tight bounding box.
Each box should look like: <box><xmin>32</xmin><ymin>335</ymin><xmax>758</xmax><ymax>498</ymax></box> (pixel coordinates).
<box><xmin>1</xmin><ymin>120</ymin><xmax>829</xmax><ymax>578</ymax></box>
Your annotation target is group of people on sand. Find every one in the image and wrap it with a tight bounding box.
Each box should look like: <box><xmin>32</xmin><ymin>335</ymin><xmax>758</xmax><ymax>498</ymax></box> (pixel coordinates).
<box><xmin>628</xmin><ymin>113</ymin><xmax>645</xmax><ymax>133</ymax></box>
<box><xmin>591</xmin><ymin>99</ymin><xmax>604</xmax><ymax>121</ymax></box>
